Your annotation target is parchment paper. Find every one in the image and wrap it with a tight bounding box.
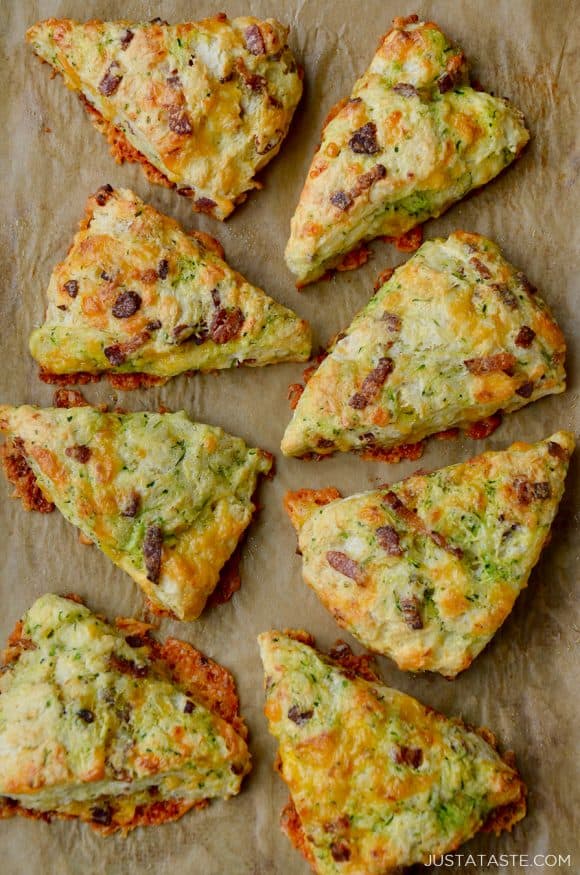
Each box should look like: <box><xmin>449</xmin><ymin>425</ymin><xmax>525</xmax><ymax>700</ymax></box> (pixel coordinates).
<box><xmin>0</xmin><ymin>2</ymin><xmax>578</xmax><ymax>873</ymax></box>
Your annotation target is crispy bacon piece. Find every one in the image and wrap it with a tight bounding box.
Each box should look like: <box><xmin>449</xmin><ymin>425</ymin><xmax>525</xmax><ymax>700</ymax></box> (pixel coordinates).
<box><xmin>326</xmin><ymin>551</ymin><xmax>363</xmax><ymax>583</ymax></box>
<box><xmin>493</xmin><ymin>284</ymin><xmax>518</xmax><ymax>309</ymax></box>
<box><xmin>65</xmin><ymin>445</ymin><xmax>91</xmax><ymax>463</ymax></box>
<box><xmin>469</xmin><ymin>256</ymin><xmax>492</xmax><ymax>279</ymax></box>
<box><xmin>244</xmin><ymin>24</ymin><xmax>266</xmax><ymax>55</ymax></box>
<box><xmin>515</xmin><ymin>381</ymin><xmax>534</xmax><ymax>398</ymax></box>
<box><xmin>112</xmin><ymin>290</ymin><xmax>141</xmax><ymax>318</ymax></box>
<box><xmin>329</xmin><ymin>640</ymin><xmax>380</xmax><ymax>682</ymax></box>
<box><xmin>376</xmin><ymin>525</ymin><xmax>403</xmax><ymax>556</ymax></box>
<box><xmin>0</xmin><ymin>438</ymin><xmax>54</xmax><ymax>513</ymax></box>
<box><xmin>399</xmin><ymin>595</ymin><xmax>423</xmax><ymax>629</ymax></box>
<box><xmin>464</xmin><ymin>353</ymin><xmax>516</xmax><ymax>376</ymax></box>
<box><xmin>547</xmin><ymin>441</ymin><xmax>569</xmax><ymax>461</ymax></box>
<box><xmin>392</xmin><ymin>745</ymin><xmax>423</xmax><ymax>767</ymax></box>
<box><xmin>143</xmin><ymin>525</ymin><xmax>163</xmax><ymax>582</ymax></box>
<box><xmin>287</xmin><ymin>705</ymin><xmax>314</xmax><ymax>725</ymax></box>
<box><xmin>348</xmin><ymin>122</ymin><xmax>380</xmax><ymax>155</ymax></box>
<box><xmin>104</xmin><ymin>331</ymin><xmax>151</xmax><ymax>366</ymax></box>
<box><xmin>168</xmin><ymin>106</ymin><xmax>193</xmax><ymax>135</ymax></box>
<box><xmin>515</xmin><ymin>325</ymin><xmax>536</xmax><ymax>348</ymax></box>
<box><xmin>210</xmin><ymin>307</ymin><xmax>244</xmax><ymax>344</ymax></box>
<box><xmin>513</xmin><ymin>478</ymin><xmax>551</xmax><ymax>504</ymax></box>
<box><xmin>330</xmin><ymin>190</ymin><xmax>353</xmax><ymax>211</ymax></box>
<box><xmin>348</xmin><ymin>357</ymin><xmax>394</xmax><ymax>408</ymax></box>
<box><xmin>392</xmin><ymin>82</ymin><xmax>419</xmax><ymax>97</ymax></box>
<box><xmin>465</xmin><ymin>413</ymin><xmax>502</xmax><ymax>440</ymax></box>
<box><xmin>351</xmin><ymin>163</ymin><xmax>386</xmax><ymax>198</ymax></box>
<box><xmin>383</xmin><ymin>491</ymin><xmax>463</xmax><ymax>558</ymax></box>
<box><xmin>99</xmin><ymin>65</ymin><xmax>122</xmax><ymax>96</ymax></box>
<box><xmin>109</xmin><ymin>653</ymin><xmax>148</xmax><ymax>678</ymax></box>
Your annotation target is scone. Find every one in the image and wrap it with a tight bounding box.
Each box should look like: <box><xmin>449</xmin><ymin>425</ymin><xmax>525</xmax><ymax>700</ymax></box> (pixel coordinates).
<box><xmin>0</xmin><ymin>594</ymin><xmax>250</xmax><ymax>834</ymax></box>
<box><xmin>282</xmin><ymin>232</ymin><xmax>565</xmax><ymax>459</ymax></box>
<box><xmin>285</xmin><ymin>432</ymin><xmax>573</xmax><ymax>677</ymax></box>
<box><xmin>26</xmin><ymin>14</ymin><xmax>303</xmax><ymax>219</ymax></box>
<box><xmin>29</xmin><ymin>186</ymin><xmax>311</xmax><ymax>388</ymax></box>
<box><xmin>0</xmin><ymin>403</ymin><xmax>272</xmax><ymax>620</ymax></box>
<box><xmin>285</xmin><ymin>15</ymin><xmax>529</xmax><ymax>285</ymax></box>
<box><xmin>259</xmin><ymin>631</ymin><xmax>526</xmax><ymax>873</ymax></box>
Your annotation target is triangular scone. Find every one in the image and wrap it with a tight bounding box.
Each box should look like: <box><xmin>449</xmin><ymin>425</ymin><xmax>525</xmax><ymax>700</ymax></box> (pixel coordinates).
<box><xmin>26</xmin><ymin>15</ymin><xmax>303</xmax><ymax>219</ymax></box>
<box><xmin>29</xmin><ymin>187</ymin><xmax>311</xmax><ymax>388</ymax></box>
<box><xmin>285</xmin><ymin>433</ymin><xmax>573</xmax><ymax>677</ymax></box>
<box><xmin>0</xmin><ymin>405</ymin><xmax>272</xmax><ymax>620</ymax></box>
<box><xmin>0</xmin><ymin>594</ymin><xmax>250</xmax><ymax>834</ymax></box>
<box><xmin>259</xmin><ymin>632</ymin><xmax>526</xmax><ymax>874</ymax></box>
<box><xmin>281</xmin><ymin>232</ymin><xmax>566</xmax><ymax>458</ymax></box>
<box><xmin>285</xmin><ymin>14</ymin><xmax>529</xmax><ymax>285</ymax></box>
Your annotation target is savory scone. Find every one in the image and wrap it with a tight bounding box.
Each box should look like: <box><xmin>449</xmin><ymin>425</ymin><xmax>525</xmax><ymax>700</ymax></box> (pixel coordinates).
<box><xmin>259</xmin><ymin>631</ymin><xmax>526</xmax><ymax>873</ymax></box>
<box><xmin>0</xmin><ymin>404</ymin><xmax>272</xmax><ymax>620</ymax></box>
<box><xmin>281</xmin><ymin>232</ymin><xmax>566</xmax><ymax>459</ymax></box>
<box><xmin>26</xmin><ymin>15</ymin><xmax>303</xmax><ymax>220</ymax></box>
<box><xmin>29</xmin><ymin>186</ymin><xmax>311</xmax><ymax>388</ymax></box>
<box><xmin>0</xmin><ymin>594</ymin><xmax>251</xmax><ymax>834</ymax></box>
<box><xmin>285</xmin><ymin>14</ymin><xmax>529</xmax><ymax>285</ymax></box>
<box><xmin>285</xmin><ymin>432</ymin><xmax>573</xmax><ymax>677</ymax></box>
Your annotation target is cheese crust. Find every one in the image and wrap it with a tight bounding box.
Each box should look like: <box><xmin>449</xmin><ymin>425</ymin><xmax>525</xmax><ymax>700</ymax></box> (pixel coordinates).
<box><xmin>26</xmin><ymin>15</ymin><xmax>303</xmax><ymax>219</ymax></box>
<box><xmin>285</xmin><ymin>432</ymin><xmax>573</xmax><ymax>677</ymax></box>
<box><xmin>29</xmin><ymin>186</ymin><xmax>311</xmax><ymax>384</ymax></box>
<box><xmin>0</xmin><ymin>405</ymin><xmax>272</xmax><ymax>620</ymax></box>
<box><xmin>281</xmin><ymin>232</ymin><xmax>566</xmax><ymax>458</ymax></box>
<box><xmin>0</xmin><ymin>594</ymin><xmax>250</xmax><ymax>834</ymax></box>
<box><xmin>285</xmin><ymin>15</ymin><xmax>529</xmax><ymax>285</ymax></box>
<box><xmin>259</xmin><ymin>631</ymin><xmax>526</xmax><ymax>874</ymax></box>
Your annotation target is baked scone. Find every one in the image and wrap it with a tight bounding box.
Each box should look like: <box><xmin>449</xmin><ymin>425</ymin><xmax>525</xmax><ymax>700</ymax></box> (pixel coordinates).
<box><xmin>285</xmin><ymin>15</ymin><xmax>529</xmax><ymax>285</ymax></box>
<box><xmin>26</xmin><ymin>15</ymin><xmax>303</xmax><ymax>220</ymax></box>
<box><xmin>281</xmin><ymin>232</ymin><xmax>566</xmax><ymax>459</ymax></box>
<box><xmin>0</xmin><ymin>404</ymin><xmax>272</xmax><ymax>620</ymax></box>
<box><xmin>29</xmin><ymin>186</ymin><xmax>311</xmax><ymax>388</ymax></box>
<box><xmin>259</xmin><ymin>631</ymin><xmax>526</xmax><ymax>874</ymax></box>
<box><xmin>285</xmin><ymin>432</ymin><xmax>573</xmax><ymax>677</ymax></box>
<box><xmin>0</xmin><ymin>594</ymin><xmax>250</xmax><ymax>834</ymax></box>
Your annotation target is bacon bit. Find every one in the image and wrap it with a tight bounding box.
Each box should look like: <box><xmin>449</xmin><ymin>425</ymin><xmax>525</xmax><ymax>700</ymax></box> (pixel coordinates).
<box><xmin>146</xmin><ymin>319</ymin><xmax>162</xmax><ymax>332</ymax></box>
<box><xmin>464</xmin><ymin>353</ymin><xmax>516</xmax><ymax>376</ymax></box>
<box><xmin>158</xmin><ymin>259</ymin><xmax>169</xmax><ymax>280</ymax></box>
<box><xmin>112</xmin><ymin>290</ymin><xmax>142</xmax><ymax>318</ymax></box>
<box><xmin>244</xmin><ymin>24</ymin><xmax>266</xmax><ymax>55</ymax></box>
<box><xmin>348</xmin><ymin>122</ymin><xmax>380</xmax><ymax>154</ymax></box>
<box><xmin>210</xmin><ymin>307</ymin><xmax>244</xmax><ymax>344</ymax></box>
<box><xmin>514</xmin><ymin>478</ymin><xmax>551</xmax><ymax>504</ymax></box>
<box><xmin>288</xmin><ymin>705</ymin><xmax>314</xmax><ymax>725</ymax></box>
<box><xmin>384</xmin><ymin>225</ymin><xmax>423</xmax><ymax>252</ymax></box>
<box><xmin>515</xmin><ymin>325</ymin><xmax>536</xmax><ymax>348</ymax></box>
<box><xmin>177</xmin><ymin>186</ymin><xmax>195</xmax><ymax>198</ymax></box>
<box><xmin>120</xmin><ymin>29</ymin><xmax>134</xmax><ymax>49</ymax></box>
<box><xmin>349</xmin><ymin>357</ymin><xmax>394</xmax><ymax>408</ymax></box>
<box><xmin>329</xmin><ymin>640</ymin><xmax>380</xmax><ymax>682</ymax></box>
<box><xmin>351</xmin><ymin>163</ymin><xmax>386</xmax><ymax>198</ymax></box>
<box><xmin>469</xmin><ymin>257</ymin><xmax>492</xmax><ymax>279</ymax></box>
<box><xmin>90</xmin><ymin>805</ymin><xmax>112</xmax><ymax>825</ymax></box>
<box><xmin>326</xmin><ymin>551</ymin><xmax>363</xmax><ymax>583</ymax></box>
<box><xmin>330</xmin><ymin>190</ymin><xmax>353</xmax><ymax>211</ymax></box>
<box><xmin>330</xmin><ymin>842</ymin><xmax>351</xmax><ymax>862</ymax></box>
<box><xmin>392</xmin><ymin>82</ymin><xmax>419</xmax><ymax>97</ymax></box>
<box><xmin>94</xmin><ymin>183</ymin><xmax>114</xmax><ymax>206</ymax></box>
<box><xmin>168</xmin><ymin>106</ymin><xmax>193</xmax><ymax>135</ymax></box>
<box><xmin>493</xmin><ymin>284</ymin><xmax>518</xmax><ymax>309</ymax></box>
<box><xmin>374</xmin><ymin>268</ymin><xmax>395</xmax><ymax>291</ymax></box>
<box><xmin>109</xmin><ymin>653</ymin><xmax>148</xmax><ymax>678</ymax></box>
<box><xmin>547</xmin><ymin>441</ymin><xmax>569</xmax><ymax>461</ymax></box>
<box><xmin>236</xmin><ymin>57</ymin><xmax>266</xmax><ymax>91</ymax></box>
<box><xmin>434</xmin><ymin>427</ymin><xmax>460</xmax><ymax>440</ymax></box>
<box><xmin>287</xmin><ymin>383</ymin><xmax>304</xmax><ymax>410</ymax></box>
<box><xmin>64</xmin><ymin>279</ymin><xmax>79</xmax><ymax>298</ymax></box>
<box><xmin>143</xmin><ymin>525</ymin><xmax>163</xmax><ymax>582</ymax></box>
<box><xmin>65</xmin><ymin>445</ymin><xmax>91</xmax><ymax>463</ymax></box>
<box><xmin>515</xmin><ymin>272</ymin><xmax>537</xmax><ymax>295</ymax></box>
<box><xmin>376</xmin><ymin>525</ymin><xmax>403</xmax><ymax>556</ymax></box>
<box><xmin>465</xmin><ymin>413</ymin><xmax>503</xmax><ymax>440</ymax></box>
<box><xmin>359</xmin><ymin>440</ymin><xmax>424</xmax><ymax>463</ymax></box>
<box><xmin>0</xmin><ymin>438</ymin><xmax>54</xmax><ymax>513</ymax></box>
<box><xmin>53</xmin><ymin>388</ymin><xmax>88</xmax><ymax>408</ymax></box>
<box><xmin>336</xmin><ymin>243</ymin><xmax>371</xmax><ymax>272</ymax></box>
<box><xmin>392</xmin><ymin>745</ymin><xmax>423</xmax><ymax>767</ymax></box>
<box><xmin>399</xmin><ymin>595</ymin><xmax>423</xmax><ymax>629</ymax></box>
<box><xmin>516</xmin><ymin>381</ymin><xmax>534</xmax><ymax>398</ymax></box>
<box><xmin>121</xmin><ymin>492</ymin><xmax>140</xmax><ymax>518</ymax></box>
<box><xmin>104</xmin><ymin>330</ymin><xmax>150</xmax><ymax>366</ymax></box>
<box><xmin>99</xmin><ymin>65</ymin><xmax>122</xmax><ymax>96</ymax></box>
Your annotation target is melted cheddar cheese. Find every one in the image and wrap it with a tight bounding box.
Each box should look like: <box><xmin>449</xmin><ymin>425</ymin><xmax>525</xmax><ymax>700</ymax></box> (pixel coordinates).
<box><xmin>285</xmin><ymin>16</ymin><xmax>529</xmax><ymax>285</ymax></box>
<box><xmin>27</xmin><ymin>15</ymin><xmax>303</xmax><ymax>219</ymax></box>
<box><xmin>281</xmin><ymin>232</ymin><xmax>566</xmax><ymax>458</ymax></box>
<box><xmin>0</xmin><ymin>406</ymin><xmax>272</xmax><ymax>620</ymax></box>
<box><xmin>285</xmin><ymin>432</ymin><xmax>573</xmax><ymax>677</ymax></box>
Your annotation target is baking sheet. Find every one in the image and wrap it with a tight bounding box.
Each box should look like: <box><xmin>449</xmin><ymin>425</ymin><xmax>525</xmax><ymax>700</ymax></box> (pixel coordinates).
<box><xmin>0</xmin><ymin>1</ymin><xmax>578</xmax><ymax>873</ymax></box>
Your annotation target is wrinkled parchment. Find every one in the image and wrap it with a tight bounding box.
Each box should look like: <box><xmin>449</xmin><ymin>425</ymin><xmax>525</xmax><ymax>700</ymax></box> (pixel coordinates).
<box><xmin>0</xmin><ymin>2</ymin><xmax>578</xmax><ymax>873</ymax></box>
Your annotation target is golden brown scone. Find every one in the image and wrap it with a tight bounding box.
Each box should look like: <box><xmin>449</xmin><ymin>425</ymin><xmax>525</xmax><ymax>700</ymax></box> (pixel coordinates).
<box><xmin>0</xmin><ymin>404</ymin><xmax>272</xmax><ymax>620</ymax></box>
<box><xmin>26</xmin><ymin>14</ymin><xmax>303</xmax><ymax>219</ymax></box>
<box><xmin>285</xmin><ymin>432</ymin><xmax>574</xmax><ymax>677</ymax></box>
<box><xmin>29</xmin><ymin>186</ymin><xmax>311</xmax><ymax>385</ymax></box>
<box><xmin>282</xmin><ymin>232</ymin><xmax>566</xmax><ymax>459</ymax></box>
<box><xmin>259</xmin><ymin>631</ymin><xmax>526</xmax><ymax>874</ymax></box>
<box><xmin>285</xmin><ymin>15</ymin><xmax>529</xmax><ymax>285</ymax></box>
<box><xmin>0</xmin><ymin>594</ymin><xmax>250</xmax><ymax>834</ymax></box>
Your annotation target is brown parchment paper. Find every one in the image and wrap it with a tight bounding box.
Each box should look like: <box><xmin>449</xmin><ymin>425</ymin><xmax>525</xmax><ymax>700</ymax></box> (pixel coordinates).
<box><xmin>0</xmin><ymin>1</ymin><xmax>578</xmax><ymax>873</ymax></box>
